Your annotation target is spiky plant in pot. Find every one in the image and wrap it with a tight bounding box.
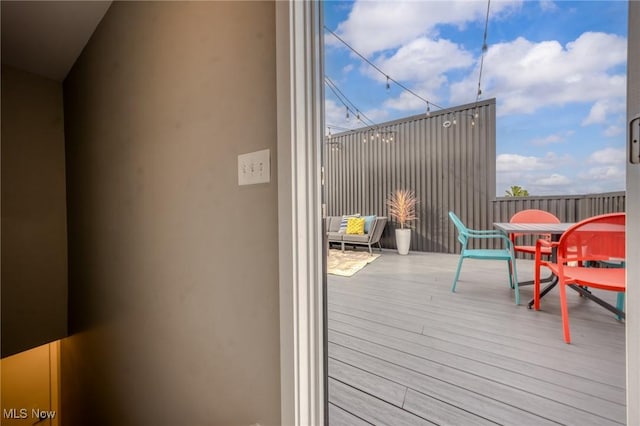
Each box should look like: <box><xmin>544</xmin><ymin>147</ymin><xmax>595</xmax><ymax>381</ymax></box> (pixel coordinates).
<box><xmin>386</xmin><ymin>189</ymin><xmax>418</xmax><ymax>254</ymax></box>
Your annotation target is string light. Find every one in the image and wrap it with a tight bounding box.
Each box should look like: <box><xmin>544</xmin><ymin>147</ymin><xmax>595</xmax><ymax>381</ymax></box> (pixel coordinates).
<box><xmin>324</xmin><ymin>25</ymin><xmax>445</xmax><ymax>113</ymax></box>
<box><xmin>324</xmin><ymin>76</ymin><xmax>376</xmax><ymax>128</ymax></box>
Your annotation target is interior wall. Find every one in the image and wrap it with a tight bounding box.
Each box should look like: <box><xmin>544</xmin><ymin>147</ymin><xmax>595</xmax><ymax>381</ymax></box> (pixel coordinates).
<box><xmin>0</xmin><ymin>342</ymin><xmax>60</xmax><ymax>426</ymax></box>
<box><xmin>1</xmin><ymin>65</ymin><xmax>68</xmax><ymax>358</ymax></box>
<box><xmin>61</xmin><ymin>2</ymin><xmax>280</xmax><ymax>425</ymax></box>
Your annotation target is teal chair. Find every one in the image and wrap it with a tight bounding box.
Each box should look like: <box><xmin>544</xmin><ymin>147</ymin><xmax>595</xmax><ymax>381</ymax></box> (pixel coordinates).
<box><xmin>449</xmin><ymin>211</ymin><xmax>520</xmax><ymax>305</ymax></box>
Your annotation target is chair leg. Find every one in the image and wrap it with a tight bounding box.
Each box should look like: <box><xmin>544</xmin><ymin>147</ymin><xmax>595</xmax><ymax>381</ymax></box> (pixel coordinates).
<box><xmin>507</xmin><ymin>260</ymin><xmax>516</xmax><ymax>289</ymax></box>
<box><xmin>507</xmin><ymin>260</ymin><xmax>515</xmax><ymax>289</ymax></box>
<box><xmin>616</xmin><ymin>292</ymin><xmax>625</xmax><ymax>320</ymax></box>
<box><xmin>534</xmin><ymin>259</ymin><xmax>540</xmax><ymax>310</ymax></box>
<box><xmin>509</xmin><ymin>259</ymin><xmax>520</xmax><ymax>305</ymax></box>
<box><xmin>559</xmin><ymin>280</ymin><xmax>571</xmax><ymax>344</ymax></box>
<box><xmin>341</xmin><ymin>242</ymin><xmax>345</xmax><ymax>252</ymax></box>
<box><xmin>452</xmin><ymin>256</ymin><xmax>464</xmax><ymax>292</ymax></box>
<box><xmin>368</xmin><ymin>244</ymin><xmax>372</xmax><ymax>255</ymax></box>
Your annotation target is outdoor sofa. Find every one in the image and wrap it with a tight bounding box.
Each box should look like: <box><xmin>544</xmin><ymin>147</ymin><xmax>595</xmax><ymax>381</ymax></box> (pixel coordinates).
<box><xmin>326</xmin><ymin>215</ymin><xmax>387</xmax><ymax>254</ymax></box>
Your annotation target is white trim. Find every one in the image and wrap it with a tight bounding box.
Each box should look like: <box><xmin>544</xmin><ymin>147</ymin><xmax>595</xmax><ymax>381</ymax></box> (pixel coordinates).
<box><xmin>627</xmin><ymin>2</ymin><xmax>640</xmax><ymax>424</ymax></box>
<box><xmin>276</xmin><ymin>2</ymin><xmax>325</xmax><ymax>425</ymax></box>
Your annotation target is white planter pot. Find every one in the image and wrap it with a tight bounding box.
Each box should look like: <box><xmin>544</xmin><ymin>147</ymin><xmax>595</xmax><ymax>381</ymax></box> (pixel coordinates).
<box><xmin>395</xmin><ymin>228</ymin><xmax>411</xmax><ymax>255</ymax></box>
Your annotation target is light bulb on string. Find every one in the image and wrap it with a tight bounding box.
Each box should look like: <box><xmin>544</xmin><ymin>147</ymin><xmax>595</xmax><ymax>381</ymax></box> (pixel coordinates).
<box><xmin>426</xmin><ymin>102</ymin><xmax>431</xmax><ymax>117</ymax></box>
<box><xmin>386</xmin><ymin>76</ymin><xmax>390</xmax><ymax>91</ymax></box>
<box><xmin>345</xmin><ymin>107</ymin><xmax>350</xmax><ymax>120</ymax></box>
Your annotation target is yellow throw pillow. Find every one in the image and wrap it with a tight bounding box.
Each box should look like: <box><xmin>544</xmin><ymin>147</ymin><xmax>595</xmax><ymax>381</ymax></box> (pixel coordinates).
<box><xmin>346</xmin><ymin>217</ymin><xmax>365</xmax><ymax>235</ymax></box>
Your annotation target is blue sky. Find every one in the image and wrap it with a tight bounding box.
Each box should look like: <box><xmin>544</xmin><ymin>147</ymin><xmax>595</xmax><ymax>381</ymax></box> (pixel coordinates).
<box><xmin>323</xmin><ymin>1</ymin><xmax>628</xmax><ymax>195</ymax></box>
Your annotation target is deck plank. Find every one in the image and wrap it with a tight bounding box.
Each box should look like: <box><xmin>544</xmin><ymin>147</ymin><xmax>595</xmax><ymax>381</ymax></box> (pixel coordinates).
<box><xmin>328</xmin><ymin>251</ymin><xmax>626</xmax><ymax>425</ymax></box>
<box><xmin>329</xmin><ymin>378</ymin><xmax>433</xmax><ymax>426</ymax></box>
<box><xmin>329</xmin><ymin>403</ymin><xmax>372</xmax><ymax>426</ymax></box>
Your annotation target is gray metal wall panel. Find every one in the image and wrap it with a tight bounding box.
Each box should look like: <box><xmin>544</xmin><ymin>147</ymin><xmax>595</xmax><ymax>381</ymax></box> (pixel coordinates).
<box><xmin>325</xmin><ymin>99</ymin><xmax>497</xmax><ymax>253</ymax></box>
<box><xmin>325</xmin><ymin>98</ymin><xmax>625</xmax><ymax>254</ymax></box>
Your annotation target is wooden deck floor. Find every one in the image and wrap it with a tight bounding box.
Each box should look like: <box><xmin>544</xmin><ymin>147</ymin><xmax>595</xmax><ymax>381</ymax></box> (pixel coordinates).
<box><xmin>327</xmin><ymin>250</ymin><xmax>626</xmax><ymax>426</ymax></box>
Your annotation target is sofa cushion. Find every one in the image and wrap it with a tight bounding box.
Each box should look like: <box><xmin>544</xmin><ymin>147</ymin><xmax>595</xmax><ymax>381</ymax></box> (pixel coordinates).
<box><xmin>363</xmin><ymin>215</ymin><xmax>376</xmax><ymax>233</ymax></box>
<box><xmin>346</xmin><ymin>217</ymin><xmax>365</xmax><ymax>235</ymax></box>
<box><xmin>342</xmin><ymin>234</ymin><xmax>369</xmax><ymax>243</ymax></box>
<box><xmin>338</xmin><ymin>214</ymin><xmax>360</xmax><ymax>233</ymax></box>
<box><xmin>327</xmin><ymin>231</ymin><xmax>343</xmax><ymax>242</ymax></box>
<box><xmin>327</xmin><ymin>216</ymin><xmax>342</xmax><ymax>232</ymax></box>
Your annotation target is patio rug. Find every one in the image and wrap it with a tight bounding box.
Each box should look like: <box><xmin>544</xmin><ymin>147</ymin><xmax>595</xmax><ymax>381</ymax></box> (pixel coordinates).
<box><xmin>327</xmin><ymin>249</ymin><xmax>380</xmax><ymax>277</ymax></box>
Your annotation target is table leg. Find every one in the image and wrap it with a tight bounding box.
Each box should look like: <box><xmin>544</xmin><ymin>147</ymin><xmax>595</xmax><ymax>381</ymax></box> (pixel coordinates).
<box><xmin>528</xmin><ymin>277</ymin><xmax>558</xmax><ymax>309</ymax></box>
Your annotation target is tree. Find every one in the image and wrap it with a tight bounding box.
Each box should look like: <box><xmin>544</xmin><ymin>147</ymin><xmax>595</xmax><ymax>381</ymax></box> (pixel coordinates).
<box><xmin>505</xmin><ymin>185</ymin><xmax>529</xmax><ymax>197</ymax></box>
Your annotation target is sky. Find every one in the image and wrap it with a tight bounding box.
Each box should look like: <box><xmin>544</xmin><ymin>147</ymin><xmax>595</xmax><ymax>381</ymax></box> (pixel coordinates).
<box><xmin>323</xmin><ymin>0</ymin><xmax>628</xmax><ymax>196</ymax></box>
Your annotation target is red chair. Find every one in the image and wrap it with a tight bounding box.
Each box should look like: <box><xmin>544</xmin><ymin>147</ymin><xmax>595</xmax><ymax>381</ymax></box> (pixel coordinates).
<box><xmin>534</xmin><ymin>213</ymin><xmax>626</xmax><ymax>343</ymax></box>
<box><xmin>509</xmin><ymin>209</ymin><xmax>560</xmax><ymax>257</ymax></box>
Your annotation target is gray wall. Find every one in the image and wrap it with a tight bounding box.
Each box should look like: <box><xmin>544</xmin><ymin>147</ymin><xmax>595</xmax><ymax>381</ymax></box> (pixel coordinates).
<box><xmin>1</xmin><ymin>65</ymin><xmax>68</xmax><ymax>358</ymax></box>
<box><xmin>61</xmin><ymin>2</ymin><xmax>280</xmax><ymax>425</ymax></box>
<box><xmin>492</xmin><ymin>192</ymin><xmax>625</xmax><ymax>257</ymax></box>
<box><xmin>325</xmin><ymin>99</ymin><xmax>496</xmax><ymax>253</ymax></box>
<box><xmin>324</xmin><ymin>103</ymin><xmax>625</xmax><ymax>255</ymax></box>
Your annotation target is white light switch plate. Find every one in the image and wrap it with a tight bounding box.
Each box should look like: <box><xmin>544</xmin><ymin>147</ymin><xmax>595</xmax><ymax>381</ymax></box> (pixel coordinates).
<box><xmin>238</xmin><ymin>149</ymin><xmax>270</xmax><ymax>185</ymax></box>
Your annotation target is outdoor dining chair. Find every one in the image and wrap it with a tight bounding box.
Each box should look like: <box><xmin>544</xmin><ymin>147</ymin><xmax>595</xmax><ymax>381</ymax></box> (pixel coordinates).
<box><xmin>533</xmin><ymin>212</ymin><xmax>626</xmax><ymax>343</ymax></box>
<box><xmin>509</xmin><ymin>209</ymin><xmax>560</xmax><ymax>257</ymax></box>
<box><xmin>448</xmin><ymin>211</ymin><xmax>520</xmax><ymax>305</ymax></box>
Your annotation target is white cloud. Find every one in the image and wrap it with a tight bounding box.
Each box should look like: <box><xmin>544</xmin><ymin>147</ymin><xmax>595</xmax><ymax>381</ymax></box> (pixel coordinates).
<box><xmin>370</xmin><ymin>37</ymin><xmax>473</xmax><ymax>83</ymax></box>
<box><xmin>329</xmin><ymin>0</ymin><xmax>522</xmax><ymax>57</ymax></box>
<box><xmin>530</xmin><ymin>130</ymin><xmax>574</xmax><ymax>146</ymax></box>
<box><xmin>496</xmin><ymin>152</ymin><xmax>580</xmax><ymax>195</ymax></box>
<box><xmin>450</xmin><ymin>32</ymin><xmax>627</xmax><ymax>115</ymax></box>
<box><xmin>604</xmin><ymin>125</ymin><xmax>624</xmax><ymax>138</ymax></box>
<box><xmin>342</xmin><ymin>64</ymin><xmax>354</xmax><ymax>75</ymax></box>
<box><xmin>587</xmin><ymin>147</ymin><xmax>625</xmax><ymax>164</ymax></box>
<box><xmin>535</xmin><ymin>173</ymin><xmax>571</xmax><ymax>186</ymax></box>
<box><xmin>539</xmin><ymin>1</ymin><xmax>559</xmax><ymax>12</ymax></box>
<box><xmin>577</xmin><ymin>159</ymin><xmax>626</xmax><ymax>192</ymax></box>
<box><xmin>579</xmin><ymin>165</ymin><xmax>625</xmax><ymax>181</ymax></box>
<box><xmin>496</xmin><ymin>152</ymin><xmax>569</xmax><ymax>172</ymax></box>
<box><xmin>582</xmin><ymin>99</ymin><xmax>625</xmax><ymax>126</ymax></box>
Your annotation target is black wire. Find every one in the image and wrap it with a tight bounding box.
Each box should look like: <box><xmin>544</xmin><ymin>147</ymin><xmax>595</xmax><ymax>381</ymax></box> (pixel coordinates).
<box><xmin>323</xmin><ymin>77</ymin><xmax>369</xmax><ymax>124</ymax></box>
<box><xmin>476</xmin><ymin>0</ymin><xmax>491</xmax><ymax>104</ymax></box>
<box><xmin>324</xmin><ymin>25</ymin><xmax>446</xmax><ymax>111</ymax></box>
<box><xmin>324</xmin><ymin>77</ymin><xmax>381</xmax><ymax>129</ymax></box>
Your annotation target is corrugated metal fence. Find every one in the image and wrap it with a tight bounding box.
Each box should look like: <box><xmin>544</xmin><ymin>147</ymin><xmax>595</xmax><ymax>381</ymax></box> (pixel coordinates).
<box><xmin>324</xmin><ymin>98</ymin><xmax>625</xmax><ymax>254</ymax></box>
<box><xmin>324</xmin><ymin>99</ymin><xmax>496</xmax><ymax>253</ymax></box>
<box><xmin>490</xmin><ymin>192</ymin><xmax>626</xmax><ymax>256</ymax></box>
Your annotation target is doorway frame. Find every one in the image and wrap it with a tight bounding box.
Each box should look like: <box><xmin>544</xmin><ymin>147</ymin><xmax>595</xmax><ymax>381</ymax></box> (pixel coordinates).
<box><xmin>277</xmin><ymin>1</ymin><xmax>639</xmax><ymax>425</ymax></box>
<box><xmin>626</xmin><ymin>2</ymin><xmax>639</xmax><ymax>424</ymax></box>
<box><xmin>276</xmin><ymin>1</ymin><xmax>325</xmax><ymax>425</ymax></box>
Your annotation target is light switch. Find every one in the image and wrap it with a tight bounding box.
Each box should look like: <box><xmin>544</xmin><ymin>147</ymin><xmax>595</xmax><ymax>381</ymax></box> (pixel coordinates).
<box><xmin>238</xmin><ymin>149</ymin><xmax>270</xmax><ymax>185</ymax></box>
